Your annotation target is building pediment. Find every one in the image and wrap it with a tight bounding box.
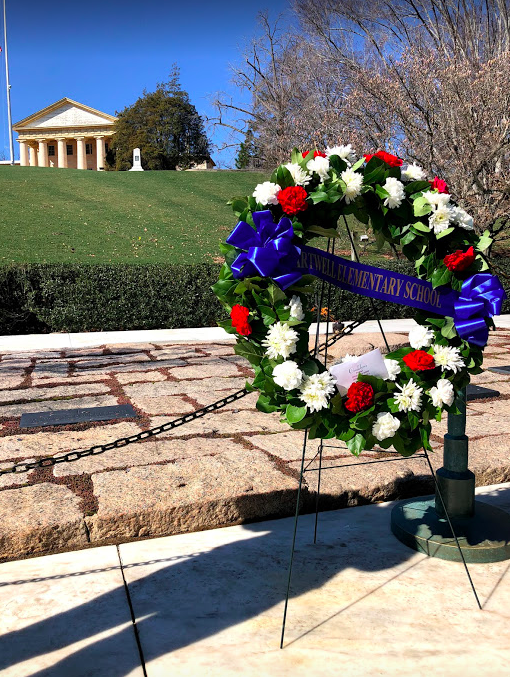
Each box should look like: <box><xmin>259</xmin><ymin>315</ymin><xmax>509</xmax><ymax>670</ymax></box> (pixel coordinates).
<box><xmin>13</xmin><ymin>98</ymin><xmax>116</xmax><ymax>131</ymax></box>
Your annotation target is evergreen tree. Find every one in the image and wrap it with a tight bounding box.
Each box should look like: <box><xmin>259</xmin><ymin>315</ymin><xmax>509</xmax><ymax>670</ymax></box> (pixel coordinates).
<box><xmin>110</xmin><ymin>66</ymin><xmax>210</xmax><ymax>171</ymax></box>
<box><xmin>235</xmin><ymin>128</ymin><xmax>260</xmax><ymax>169</ymax></box>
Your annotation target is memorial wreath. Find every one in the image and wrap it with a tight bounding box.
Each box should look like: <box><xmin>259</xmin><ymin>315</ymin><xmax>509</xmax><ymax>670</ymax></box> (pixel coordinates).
<box><xmin>212</xmin><ymin>147</ymin><xmax>506</xmax><ymax>457</ymax></box>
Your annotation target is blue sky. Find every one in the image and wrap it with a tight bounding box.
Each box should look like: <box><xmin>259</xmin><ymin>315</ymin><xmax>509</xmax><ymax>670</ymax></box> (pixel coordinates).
<box><xmin>0</xmin><ymin>0</ymin><xmax>290</xmax><ymax>166</ymax></box>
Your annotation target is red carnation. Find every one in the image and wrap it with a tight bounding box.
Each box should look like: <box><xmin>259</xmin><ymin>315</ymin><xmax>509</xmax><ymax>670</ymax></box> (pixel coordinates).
<box><xmin>302</xmin><ymin>150</ymin><xmax>326</xmax><ymax>158</ymax></box>
<box><xmin>364</xmin><ymin>150</ymin><xmax>403</xmax><ymax>167</ymax></box>
<box><xmin>277</xmin><ymin>185</ymin><xmax>309</xmax><ymax>216</ymax></box>
<box><xmin>444</xmin><ymin>246</ymin><xmax>476</xmax><ymax>272</ymax></box>
<box><xmin>344</xmin><ymin>382</ymin><xmax>375</xmax><ymax>413</ymax></box>
<box><xmin>429</xmin><ymin>176</ymin><xmax>449</xmax><ymax>194</ymax></box>
<box><xmin>403</xmin><ymin>350</ymin><xmax>435</xmax><ymax>372</ymax></box>
<box><xmin>230</xmin><ymin>305</ymin><xmax>252</xmax><ymax>336</ymax></box>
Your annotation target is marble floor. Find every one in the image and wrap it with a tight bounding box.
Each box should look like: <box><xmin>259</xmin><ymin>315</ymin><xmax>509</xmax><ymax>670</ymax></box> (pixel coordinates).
<box><xmin>1</xmin><ymin>483</ymin><xmax>510</xmax><ymax>677</ymax></box>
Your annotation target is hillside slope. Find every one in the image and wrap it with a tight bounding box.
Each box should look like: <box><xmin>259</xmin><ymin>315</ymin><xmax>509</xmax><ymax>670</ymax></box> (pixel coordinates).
<box><xmin>0</xmin><ymin>167</ymin><xmax>266</xmax><ymax>264</ymax></box>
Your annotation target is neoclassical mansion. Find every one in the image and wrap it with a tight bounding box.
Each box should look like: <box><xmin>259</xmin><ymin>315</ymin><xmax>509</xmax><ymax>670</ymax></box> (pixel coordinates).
<box><xmin>13</xmin><ymin>98</ymin><xmax>116</xmax><ymax>171</ymax></box>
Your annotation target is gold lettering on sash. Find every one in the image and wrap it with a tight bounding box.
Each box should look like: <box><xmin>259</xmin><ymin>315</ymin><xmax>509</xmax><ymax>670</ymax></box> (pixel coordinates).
<box><xmin>416</xmin><ymin>285</ymin><xmax>425</xmax><ymax>303</ymax></box>
<box><xmin>387</xmin><ymin>278</ymin><xmax>397</xmax><ymax>296</ymax></box>
<box><xmin>396</xmin><ymin>279</ymin><xmax>404</xmax><ymax>296</ymax></box>
<box><xmin>380</xmin><ymin>278</ymin><xmax>389</xmax><ymax>295</ymax></box>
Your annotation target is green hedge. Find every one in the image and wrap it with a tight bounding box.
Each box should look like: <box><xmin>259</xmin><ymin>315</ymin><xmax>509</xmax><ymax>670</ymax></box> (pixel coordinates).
<box><xmin>0</xmin><ymin>258</ymin><xmax>508</xmax><ymax>335</ymax></box>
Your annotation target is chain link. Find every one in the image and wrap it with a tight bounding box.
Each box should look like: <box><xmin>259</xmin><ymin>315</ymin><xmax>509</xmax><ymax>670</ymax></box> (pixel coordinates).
<box><xmin>0</xmin><ymin>312</ymin><xmax>384</xmax><ymax>477</ymax></box>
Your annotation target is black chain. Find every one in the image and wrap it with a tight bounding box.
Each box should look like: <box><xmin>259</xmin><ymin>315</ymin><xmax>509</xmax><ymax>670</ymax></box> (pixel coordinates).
<box><xmin>0</xmin><ymin>388</ymin><xmax>249</xmax><ymax>476</ymax></box>
<box><xmin>0</xmin><ymin>310</ymin><xmax>388</xmax><ymax>477</ymax></box>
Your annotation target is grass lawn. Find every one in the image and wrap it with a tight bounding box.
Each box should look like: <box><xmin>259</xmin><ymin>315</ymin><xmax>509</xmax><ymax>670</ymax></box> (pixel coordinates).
<box><xmin>0</xmin><ymin>166</ymin><xmax>384</xmax><ymax>265</ymax></box>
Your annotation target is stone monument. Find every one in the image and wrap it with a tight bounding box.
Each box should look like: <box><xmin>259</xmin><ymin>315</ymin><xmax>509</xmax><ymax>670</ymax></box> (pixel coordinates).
<box><xmin>129</xmin><ymin>148</ymin><xmax>144</xmax><ymax>172</ymax></box>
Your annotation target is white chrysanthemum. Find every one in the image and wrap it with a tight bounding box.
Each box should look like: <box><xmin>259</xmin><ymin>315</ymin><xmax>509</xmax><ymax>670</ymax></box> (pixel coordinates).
<box><xmin>372</xmin><ymin>412</ymin><xmax>401</xmax><ymax>441</ymax></box>
<box><xmin>252</xmin><ymin>181</ymin><xmax>281</xmax><ymax>206</ymax></box>
<box><xmin>341</xmin><ymin>168</ymin><xmax>364</xmax><ymax>204</ymax></box>
<box><xmin>273</xmin><ymin>361</ymin><xmax>303</xmax><ymax>391</ymax></box>
<box><xmin>341</xmin><ymin>353</ymin><xmax>358</xmax><ymax>363</ymax></box>
<box><xmin>286</xmin><ymin>295</ymin><xmax>305</xmax><ymax>321</ymax></box>
<box><xmin>429</xmin><ymin>378</ymin><xmax>455</xmax><ymax>408</ymax></box>
<box><xmin>433</xmin><ymin>345</ymin><xmax>465</xmax><ymax>373</ymax></box>
<box><xmin>284</xmin><ymin>162</ymin><xmax>311</xmax><ymax>187</ymax></box>
<box><xmin>401</xmin><ymin>163</ymin><xmax>427</xmax><ymax>182</ymax></box>
<box><xmin>423</xmin><ymin>190</ymin><xmax>451</xmax><ymax>208</ymax></box>
<box><xmin>299</xmin><ymin>371</ymin><xmax>337</xmax><ymax>413</ymax></box>
<box><xmin>262</xmin><ymin>322</ymin><xmax>299</xmax><ymax>360</ymax></box>
<box><xmin>409</xmin><ymin>325</ymin><xmax>435</xmax><ymax>350</ymax></box>
<box><xmin>451</xmin><ymin>206</ymin><xmax>474</xmax><ymax>230</ymax></box>
<box><xmin>428</xmin><ymin>205</ymin><xmax>453</xmax><ymax>234</ymax></box>
<box><xmin>383</xmin><ymin>177</ymin><xmax>405</xmax><ymax>209</ymax></box>
<box><xmin>326</xmin><ymin>144</ymin><xmax>356</xmax><ymax>166</ymax></box>
<box><xmin>306</xmin><ymin>156</ymin><xmax>330</xmax><ymax>181</ymax></box>
<box><xmin>394</xmin><ymin>379</ymin><xmax>423</xmax><ymax>412</ymax></box>
<box><xmin>384</xmin><ymin>358</ymin><xmax>401</xmax><ymax>381</ymax></box>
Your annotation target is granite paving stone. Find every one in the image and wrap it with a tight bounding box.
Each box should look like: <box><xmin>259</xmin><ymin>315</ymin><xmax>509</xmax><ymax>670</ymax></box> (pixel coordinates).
<box><xmin>116</xmin><ymin>371</ymin><xmax>167</xmax><ymax>385</ymax></box>
<box><xmin>0</xmin><ymin>394</ymin><xmax>119</xmax><ymax>419</ymax></box>
<box><xmin>248</xmin><ymin>431</ymin><xmax>321</xmax><ymax>462</ymax></box>
<box><xmin>149</xmin><ymin>410</ymin><xmax>288</xmax><ymax>437</ymax></box>
<box><xmin>0</xmin><ymin>382</ymin><xmax>109</xmax><ymax>404</ymax></box>
<box><xmin>86</xmin><ymin>447</ymin><xmax>298</xmax><ymax>542</ymax></box>
<box><xmin>0</xmin><ymin>422</ymin><xmax>141</xmax><ymax>463</ymax></box>
<box><xmin>78</xmin><ymin>359</ymin><xmax>187</xmax><ymax>375</ymax></box>
<box><xmin>31</xmin><ymin>373</ymin><xmax>110</xmax><ymax>385</ymax></box>
<box><xmin>0</xmin><ymin>483</ymin><xmax>89</xmax><ymax>561</ymax></box>
<box><xmin>53</xmin><ymin>437</ymin><xmax>247</xmax><ymax>477</ymax></box>
<box><xmin>71</xmin><ymin>354</ymin><xmax>151</xmax><ymax>368</ymax></box>
<box><xmin>0</xmin><ymin>374</ymin><xmax>26</xmax><ymax>389</ymax></box>
<box><xmin>169</xmin><ymin>358</ymin><xmax>241</xmax><ymax>379</ymax></box>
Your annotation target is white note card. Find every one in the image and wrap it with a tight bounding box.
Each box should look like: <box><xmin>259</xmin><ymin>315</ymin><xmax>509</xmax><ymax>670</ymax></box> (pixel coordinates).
<box><xmin>328</xmin><ymin>349</ymin><xmax>389</xmax><ymax>396</ymax></box>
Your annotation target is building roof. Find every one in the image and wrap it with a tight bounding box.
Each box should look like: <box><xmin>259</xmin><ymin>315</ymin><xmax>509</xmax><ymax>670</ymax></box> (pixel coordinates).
<box><xmin>13</xmin><ymin>98</ymin><xmax>117</xmax><ymax>131</ymax></box>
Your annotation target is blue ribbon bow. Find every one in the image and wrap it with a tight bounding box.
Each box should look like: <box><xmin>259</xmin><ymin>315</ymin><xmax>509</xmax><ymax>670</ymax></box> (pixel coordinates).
<box><xmin>453</xmin><ymin>274</ymin><xmax>507</xmax><ymax>347</ymax></box>
<box><xmin>226</xmin><ymin>210</ymin><xmax>302</xmax><ymax>290</ymax></box>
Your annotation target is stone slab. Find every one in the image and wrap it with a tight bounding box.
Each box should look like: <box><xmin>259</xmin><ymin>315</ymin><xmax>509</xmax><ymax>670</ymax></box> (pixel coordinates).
<box><xmin>118</xmin><ymin>484</ymin><xmax>510</xmax><ymax>677</ymax></box>
<box><xmin>149</xmin><ymin>410</ymin><xmax>288</xmax><ymax>437</ymax></box>
<box><xmin>488</xmin><ymin>365</ymin><xmax>510</xmax><ymax>375</ymax></box>
<box><xmin>0</xmin><ymin>375</ymin><xmax>26</xmax><ymax>389</ymax></box>
<box><xmin>248</xmin><ymin>431</ymin><xmax>321</xmax><ymax>462</ymax></box>
<box><xmin>86</xmin><ymin>447</ymin><xmax>298</xmax><ymax>543</ymax></box>
<box><xmin>0</xmin><ymin>422</ymin><xmax>142</xmax><ymax>463</ymax></box>
<box><xmin>20</xmin><ymin>403</ymin><xmax>137</xmax><ymax>429</ymax></box>
<box><xmin>169</xmin><ymin>358</ymin><xmax>241</xmax><ymax>380</ymax></box>
<box><xmin>0</xmin><ymin>394</ymin><xmax>119</xmax><ymax>419</ymax></box>
<box><xmin>0</xmin><ymin>382</ymin><xmax>109</xmax><ymax>404</ymax></box>
<box><xmin>0</xmin><ymin>546</ymin><xmax>144</xmax><ymax>676</ymax></box>
<box><xmin>0</xmin><ymin>483</ymin><xmax>89</xmax><ymax>561</ymax></box>
<box><xmin>466</xmin><ymin>384</ymin><xmax>500</xmax><ymax>401</ymax></box>
<box><xmin>53</xmin><ymin>436</ymin><xmax>244</xmax><ymax>477</ymax></box>
<box><xmin>116</xmin><ymin>371</ymin><xmax>167</xmax><ymax>385</ymax></box>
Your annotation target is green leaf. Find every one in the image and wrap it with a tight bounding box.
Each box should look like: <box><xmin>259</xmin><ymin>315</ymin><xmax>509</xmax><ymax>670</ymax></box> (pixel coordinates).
<box><xmin>431</xmin><ymin>266</ymin><xmax>452</xmax><ymax>289</ymax></box>
<box><xmin>286</xmin><ymin>404</ymin><xmax>307</xmax><ymax>423</ymax></box>
<box><xmin>231</xmin><ymin>198</ymin><xmax>248</xmax><ymax>216</ymax></box>
<box><xmin>217</xmin><ymin>319</ymin><xmax>238</xmax><ymax>335</ymax></box>
<box><xmin>301</xmin><ymin>360</ymin><xmax>320</xmax><ymax>376</ymax></box>
<box><xmin>405</xmin><ymin>180</ymin><xmax>431</xmax><ymax>194</ymax></box>
<box><xmin>413</xmin><ymin>197</ymin><xmax>432</xmax><ymax>217</ymax></box>
<box><xmin>258</xmin><ymin>305</ymin><xmax>277</xmax><ymax>326</ymax></box>
<box><xmin>375</xmin><ymin>184</ymin><xmax>389</xmax><ymax>200</ymax></box>
<box><xmin>276</xmin><ymin>165</ymin><xmax>294</xmax><ymax>188</ymax></box>
<box><xmin>476</xmin><ymin>232</ymin><xmax>493</xmax><ymax>252</ymax></box>
<box><xmin>234</xmin><ymin>340</ymin><xmax>263</xmax><ymax>366</ymax></box>
<box><xmin>256</xmin><ymin>393</ymin><xmax>279</xmax><ymax>413</ymax></box>
<box><xmin>436</xmin><ymin>227</ymin><xmax>455</xmax><ymax>240</ymax></box>
<box><xmin>351</xmin><ymin>157</ymin><xmax>365</xmax><ymax>172</ymax></box>
<box><xmin>441</xmin><ymin>316</ymin><xmax>457</xmax><ymax>339</ymax></box>
<box><xmin>346</xmin><ymin>433</ymin><xmax>366</xmax><ymax>457</ymax></box>
<box><xmin>309</xmin><ymin>191</ymin><xmax>330</xmax><ymax>204</ymax></box>
<box><xmin>410</xmin><ymin>220</ymin><xmax>431</xmax><ymax>233</ymax></box>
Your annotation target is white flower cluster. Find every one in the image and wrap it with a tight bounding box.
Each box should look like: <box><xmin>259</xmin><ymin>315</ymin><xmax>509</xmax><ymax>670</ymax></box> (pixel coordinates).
<box><xmin>326</xmin><ymin>144</ymin><xmax>356</xmax><ymax>166</ymax></box>
<box><xmin>306</xmin><ymin>156</ymin><xmax>330</xmax><ymax>181</ymax></box>
<box><xmin>253</xmin><ymin>181</ymin><xmax>280</xmax><ymax>206</ymax></box>
<box><xmin>262</xmin><ymin>322</ymin><xmax>299</xmax><ymax>360</ymax></box>
<box><xmin>429</xmin><ymin>378</ymin><xmax>455</xmax><ymax>408</ymax></box>
<box><xmin>394</xmin><ymin>379</ymin><xmax>423</xmax><ymax>412</ymax></box>
<box><xmin>273</xmin><ymin>361</ymin><xmax>303</xmax><ymax>391</ymax></box>
<box><xmin>408</xmin><ymin>325</ymin><xmax>434</xmax><ymax>350</ymax></box>
<box><xmin>433</xmin><ymin>345</ymin><xmax>465</xmax><ymax>373</ymax></box>
<box><xmin>401</xmin><ymin>163</ymin><xmax>426</xmax><ymax>182</ymax></box>
<box><xmin>372</xmin><ymin>412</ymin><xmax>401</xmax><ymax>441</ymax></box>
<box><xmin>382</xmin><ymin>177</ymin><xmax>405</xmax><ymax>209</ymax></box>
<box><xmin>341</xmin><ymin>168</ymin><xmax>364</xmax><ymax>204</ymax></box>
<box><xmin>451</xmin><ymin>205</ymin><xmax>474</xmax><ymax>230</ymax></box>
<box><xmin>284</xmin><ymin>163</ymin><xmax>311</xmax><ymax>187</ymax></box>
<box><xmin>299</xmin><ymin>372</ymin><xmax>337</xmax><ymax>412</ymax></box>
<box><xmin>422</xmin><ymin>191</ymin><xmax>473</xmax><ymax>235</ymax></box>
<box><xmin>285</xmin><ymin>295</ymin><xmax>305</xmax><ymax>321</ymax></box>
<box><xmin>384</xmin><ymin>358</ymin><xmax>401</xmax><ymax>381</ymax></box>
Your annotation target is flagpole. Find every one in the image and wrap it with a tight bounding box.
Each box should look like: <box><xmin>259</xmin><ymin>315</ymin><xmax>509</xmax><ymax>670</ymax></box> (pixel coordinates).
<box><xmin>3</xmin><ymin>0</ymin><xmax>14</xmax><ymax>165</ymax></box>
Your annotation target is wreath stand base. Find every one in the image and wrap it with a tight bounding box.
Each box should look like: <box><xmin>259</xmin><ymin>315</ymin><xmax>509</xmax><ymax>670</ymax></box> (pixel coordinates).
<box><xmin>391</xmin><ymin>389</ymin><xmax>510</xmax><ymax>565</ymax></box>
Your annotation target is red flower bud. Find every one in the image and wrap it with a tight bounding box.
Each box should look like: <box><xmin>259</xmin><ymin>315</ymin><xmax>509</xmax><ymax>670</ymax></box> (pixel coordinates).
<box><xmin>429</xmin><ymin>176</ymin><xmax>449</xmax><ymax>194</ymax></box>
<box><xmin>364</xmin><ymin>150</ymin><xmax>403</xmax><ymax>167</ymax></box>
<box><xmin>277</xmin><ymin>186</ymin><xmax>309</xmax><ymax>216</ymax></box>
<box><xmin>443</xmin><ymin>246</ymin><xmax>475</xmax><ymax>272</ymax></box>
<box><xmin>344</xmin><ymin>382</ymin><xmax>375</xmax><ymax>413</ymax></box>
<box><xmin>403</xmin><ymin>350</ymin><xmax>435</xmax><ymax>371</ymax></box>
<box><xmin>230</xmin><ymin>305</ymin><xmax>252</xmax><ymax>336</ymax></box>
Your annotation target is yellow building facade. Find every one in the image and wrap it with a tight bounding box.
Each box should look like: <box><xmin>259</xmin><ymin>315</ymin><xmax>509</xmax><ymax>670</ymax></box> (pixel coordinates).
<box><xmin>13</xmin><ymin>98</ymin><xmax>116</xmax><ymax>171</ymax></box>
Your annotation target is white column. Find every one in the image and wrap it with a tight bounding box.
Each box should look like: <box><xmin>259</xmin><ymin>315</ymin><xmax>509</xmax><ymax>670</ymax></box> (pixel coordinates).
<box><xmin>37</xmin><ymin>139</ymin><xmax>48</xmax><ymax>167</ymax></box>
<box><xmin>29</xmin><ymin>145</ymin><xmax>38</xmax><ymax>166</ymax></box>
<box><xmin>19</xmin><ymin>140</ymin><xmax>29</xmax><ymax>166</ymax></box>
<box><xmin>76</xmin><ymin>136</ymin><xmax>86</xmax><ymax>170</ymax></box>
<box><xmin>57</xmin><ymin>138</ymin><xmax>67</xmax><ymax>169</ymax></box>
<box><xmin>96</xmin><ymin>136</ymin><xmax>105</xmax><ymax>171</ymax></box>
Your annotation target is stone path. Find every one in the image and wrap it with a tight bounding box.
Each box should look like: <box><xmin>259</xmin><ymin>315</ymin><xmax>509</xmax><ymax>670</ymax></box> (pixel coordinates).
<box><xmin>1</xmin><ymin>484</ymin><xmax>509</xmax><ymax>677</ymax></box>
<box><xmin>0</xmin><ymin>328</ymin><xmax>509</xmax><ymax>561</ymax></box>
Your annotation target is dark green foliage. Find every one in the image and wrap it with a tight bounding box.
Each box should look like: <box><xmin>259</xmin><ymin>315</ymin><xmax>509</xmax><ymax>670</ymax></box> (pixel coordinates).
<box><xmin>235</xmin><ymin>129</ymin><xmax>261</xmax><ymax>170</ymax></box>
<box><xmin>111</xmin><ymin>66</ymin><xmax>210</xmax><ymax>171</ymax></box>
<box><xmin>0</xmin><ymin>257</ymin><xmax>508</xmax><ymax>335</ymax></box>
